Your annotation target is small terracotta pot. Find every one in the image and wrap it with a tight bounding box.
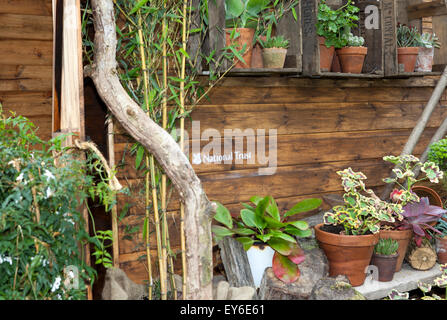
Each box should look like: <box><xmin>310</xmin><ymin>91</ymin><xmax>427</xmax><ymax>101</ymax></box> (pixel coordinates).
<box><xmin>397</xmin><ymin>47</ymin><xmax>420</xmax><ymax>73</ymax></box>
<box><xmin>314</xmin><ymin>223</ymin><xmax>379</xmax><ymax>286</ymax></box>
<box><xmin>411</xmin><ymin>185</ymin><xmax>443</xmax><ymax>208</ymax></box>
<box><xmin>225</xmin><ymin>28</ymin><xmax>255</xmax><ymax>69</ymax></box>
<box><xmin>379</xmin><ymin>228</ymin><xmax>413</xmax><ymax>272</ymax></box>
<box><xmin>436</xmin><ymin>237</ymin><xmax>447</xmax><ymax>264</ymax></box>
<box><xmin>262</xmin><ymin>48</ymin><xmax>287</xmax><ymax>68</ymax></box>
<box><xmin>319</xmin><ymin>36</ymin><xmax>335</xmax><ymax>72</ymax></box>
<box><xmin>336</xmin><ymin>46</ymin><xmax>368</xmax><ymax>74</ymax></box>
<box><xmin>415</xmin><ymin>47</ymin><xmax>434</xmax><ymax>72</ymax></box>
<box><xmin>370</xmin><ymin>253</ymin><xmax>398</xmax><ymax>282</ymax></box>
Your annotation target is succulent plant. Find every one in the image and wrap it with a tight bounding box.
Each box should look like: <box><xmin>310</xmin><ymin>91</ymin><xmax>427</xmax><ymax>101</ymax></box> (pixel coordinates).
<box><xmin>374</xmin><ymin>238</ymin><xmax>399</xmax><ymax>256</ymax></box>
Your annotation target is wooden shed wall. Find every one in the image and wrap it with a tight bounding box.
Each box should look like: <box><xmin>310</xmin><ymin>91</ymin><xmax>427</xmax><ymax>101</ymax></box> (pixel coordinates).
<box><xmin>0</xmin><ymin>0</ymin><xmax>53</xmax><ymax>141</ymax></box>
<box><xmin>114</xmin><ymin>75</ymin><xmax>447</xmax><ymax>284</ymax></box>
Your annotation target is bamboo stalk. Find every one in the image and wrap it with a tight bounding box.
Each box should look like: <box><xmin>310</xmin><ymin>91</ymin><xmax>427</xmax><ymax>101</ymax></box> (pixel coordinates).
<box><xmin>137</xmin><ymin>13</ymin><xmax>166</xmax><ymax>300</ymax></box>
<box><xmin>180</xmin><ymin>0</ymin><xmax>188</xmax><ymax>299</ymax></box>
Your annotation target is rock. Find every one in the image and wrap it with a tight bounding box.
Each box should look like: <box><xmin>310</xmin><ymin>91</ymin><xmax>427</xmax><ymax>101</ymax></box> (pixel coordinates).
<box><xmin>213</xmin><ymin>280</ymin><xmax>256</xmax><ymax>300</ymax></box>
<box><xmin>101</xmin><ymin>267</ymin><xmax>146</xmax><ymax>300</ymax></box>
<box><xmin>258</xmin><ymin>238</ymin><xmax>329</xmax><ymax>300</ymax></box>
<box><xmin>309</xmin><ymin>275</ymin><xmax>366</xmax><ymax>300</ymax></box>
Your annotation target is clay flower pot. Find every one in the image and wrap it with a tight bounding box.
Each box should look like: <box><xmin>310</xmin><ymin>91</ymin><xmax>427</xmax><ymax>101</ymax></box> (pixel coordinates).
<box><xmin>246</xmin><ymin>243</ymin><xmax>275</xmax><ymax>287</ymax></box>
<box><xmin>411</xmin><ymin>185</ymin><xmax>443</xmax><ymax>208</ymax></box>
<box><xmin>397</xmin><ymin>47</ymin><xmax>420</xmax><ymax>72</ymax></box>
<box><xmin>379</xmin><ymin>228</ymin><xmax>413</xmax><ymax>272</ymax></box>
<box><xmin>262</xmin><ymin>48</ymin><xmax>287</xmax><ymax>69</ymax></box>
<box><xmin>318</xmin><ymin>36</ymin><xmax>335</xmax><ymax>72</ymax></box>
<box><xmin>314</xmin><ymin>223</ymin><xmax>379</xmax><ymax>286</ymax></box>
<box><xmin>336</xmin><ymin>46</ymin><xmax>368</xmax><ymax>74</ymax></box>
<box><xmin>436</xmin><ymin>237</ymin><xmax>447</xmax><ymax>264</ymax></box>
<box><xmin>370</xmin><ymin>252</ymin><xmax>399</xmax><ymax>282</ymax></box>
<box><xmin>415</xmin><ymin>47</ymin><xmax>434</xmax><ymax>72</ymax></box>
<box><xmin>225</xmin><ymin>28</ymin><xmax>255</xmax><ymax>69</ymax></box>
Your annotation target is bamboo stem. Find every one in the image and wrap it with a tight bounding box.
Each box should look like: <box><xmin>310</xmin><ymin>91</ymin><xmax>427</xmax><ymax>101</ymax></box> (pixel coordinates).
<box><xmin>180</xmin><ymin>0</ymin><xmax>188</xmax><ymax>299</ymax></box>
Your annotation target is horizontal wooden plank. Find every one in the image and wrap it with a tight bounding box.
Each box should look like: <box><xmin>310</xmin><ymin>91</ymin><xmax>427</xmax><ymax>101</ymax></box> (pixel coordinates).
<box><xmin>2</xmin><ymin>100</ymin><xmax>52</xmax><ymax>117</ymax></box>
<box><xmin>0</xmin><ymin>40</ymin><xmax>53</xmax><ymax>65</ymax></box>
<box><xmin>0</xmin><ymin>0</ymin><xmax>52</xmax><ymax>16</ymax></box>
<box><xmin>0</xmin><ymin>65</ymin><xmax>53</xmax><ymax>80</ymax></box>
<box><xmin>0</xmin><ymin>79</ymin><xmax>52</xmax><ymax>91</ymax></box>
<box><xmin>203</xmin><ymin>86</ymin><xmax>445</xmax><ymax>105</ymax></box>
<box><xmin>0</xmin><ymin>13</ymin><xmax>52</xmax><ymax>40</ymax></box>
<box><xmin>114</xmin><ymin>128</ymin><xmax>437</xmax><ymax>177</ymax></box>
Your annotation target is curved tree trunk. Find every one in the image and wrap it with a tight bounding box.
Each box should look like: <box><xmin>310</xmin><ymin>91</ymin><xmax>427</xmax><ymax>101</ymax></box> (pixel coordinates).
<box><xmin>89</xmin><ymin>0</ymin><xmax>214</xmax><ymax>299</ymax></box>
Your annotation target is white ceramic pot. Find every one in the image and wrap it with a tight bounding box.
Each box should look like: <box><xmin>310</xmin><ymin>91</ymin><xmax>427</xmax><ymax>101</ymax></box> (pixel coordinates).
<box><xmin>246</xmin><ymin>244</ymin><xmax>275</xmax><ymax>287</ymax></box>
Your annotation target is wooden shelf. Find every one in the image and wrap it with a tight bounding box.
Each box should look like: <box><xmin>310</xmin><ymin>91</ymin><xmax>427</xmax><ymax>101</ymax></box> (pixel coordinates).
<box><xmin>407</xmin><ymin>0</ymin><xmax>447</xmax><ymax>20</ymax></box>
<box><xmin>227</xmin><ymin>68</ymin><xmax>300</xmax><ymax>76</ymax></box>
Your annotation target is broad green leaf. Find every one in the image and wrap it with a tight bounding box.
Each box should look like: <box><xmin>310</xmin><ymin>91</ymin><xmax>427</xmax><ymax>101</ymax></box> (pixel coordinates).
<box><xmin>249</xmin><ymin>195</ymin><xmax>263</xmax><ymax>206</ymax></box>
<box><xmin>214</xmin><ymin>202</ymin><xmax>233</xmax><ymax>229</ymax></box>
<box><xmin>225</xmin><ymin>0</ymin><xmax>245</xmax><ymax>19</ymax></box>
<box><xmin>246</xmin><ymin>0</ymin><xmax>270</xmax><ymax>16</ymax></box>
<box><xmin>211</xmin><ymin>225</ymin><xmax>234</xmax><ymax>240</ymax></box>
<box><xmin>288</xmin><ymin>243</ymin><xmax>306</xmax><ymax>265</ymax></box>
<box><xmin>272</xmin><ymin>252</ymin><xmax>300</xmax><ymax>284</ymax></box>
<box><xmin>284</xmin><ymin>198</ymin><xmax>322</xmax><ymax>217</ymax></box>
<box><xmin>284</xmin><ymin>225</ymin><xmax>312</xmax><ymax>238</ymax></box>
<box><xmin>264</xmin><ymin>216</ymin><xmax>285</xmax><ymax>229</ymax></box>
<box><xmin>241</xmin><ymin>208</ymin><xmax>266</xmax><ymax>231</ymax></box>
<box><xmin>135</xmin><ymin>145</ymin><xmax>145</xmax><ymax>170</ymax></box>
<box><xmin>269</xmin><ymin>231</ymin><xmax>296</xmax><ymax>243</ymax></box>
<box><xmin>236</xmin><ymin>237</ymin><xmax>255</xmax><ymax>251</ymax></box>
<box><xmin>256</xmin><ymin>233</ymin><xmax>272</xmax><ymax>243</ymax></box>
<box><xmin>266</xmin><ymin>197</ymin><xmax>280</xmax><ymax>221</ymax></box>
<box><xmin>255</xmin><ymin>196</ymin><xmax>270</xmax><ymax>217</ymax></box>
<box><xmin>267</xmin><ymin>237</ymin><xmax>293</xmax><ymax>256</ymax></box>
<box><xmin>287</xmin><ymin>220</ymin><xmax>309</xmax><ymax>231</ymax></box>
<box><xmin>233</xmin><ymin>228</ymin><xmax>256</xmax><ymax>236</ymax></box>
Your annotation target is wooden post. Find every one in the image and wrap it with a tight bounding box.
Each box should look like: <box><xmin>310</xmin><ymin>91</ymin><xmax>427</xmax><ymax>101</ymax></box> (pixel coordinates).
<box><xmin>301</xmin><ymin>0</ymin><xmax>319</xmax><ymax>76</ymax></box>
<box><xmin>382</xmin><ymin>0</ymin><xmax>398</xmax><ymax>76</ymax></box>
<box><xmin>277</xmin><ymin>2</ymin><xmax>302</xmax><ymax>71</ymax></box>
<box><xmin>208</xmin><ymin>0</ymin><xmax>228</xmax><ymax>73</ymax></box>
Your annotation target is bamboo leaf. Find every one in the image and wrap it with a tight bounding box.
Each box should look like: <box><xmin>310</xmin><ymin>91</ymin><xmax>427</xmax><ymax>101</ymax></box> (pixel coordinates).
<box><xmin>129</xmin><ymin>0</ymin><xmax>150</xmax><ymax>15</ymax></box>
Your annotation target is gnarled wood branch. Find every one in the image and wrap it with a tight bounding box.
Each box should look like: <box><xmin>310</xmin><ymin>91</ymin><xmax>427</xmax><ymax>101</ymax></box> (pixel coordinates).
<box><xmin>89</xmin><ymin>0</ymin><xmax>214</xmax><ymax>299</ymax></box>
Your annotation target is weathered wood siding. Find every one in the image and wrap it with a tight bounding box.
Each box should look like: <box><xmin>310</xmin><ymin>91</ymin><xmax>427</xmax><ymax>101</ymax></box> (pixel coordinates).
<box><xmin>114</xmin><ymin>75</ymin><xmax>447</xmax><ymax>284</ymax></box>
<box><xmin>0</xmin><ymin>0</ymin><xmax>53</xmax><ymax>141</ymax></box>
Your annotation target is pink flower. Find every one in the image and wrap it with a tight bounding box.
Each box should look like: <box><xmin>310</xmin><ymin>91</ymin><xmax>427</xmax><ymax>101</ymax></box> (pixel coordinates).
<box><xmin>390</xmin><ymin>189</ymin><xmax>404</xmax><ymax>203</ymax></box>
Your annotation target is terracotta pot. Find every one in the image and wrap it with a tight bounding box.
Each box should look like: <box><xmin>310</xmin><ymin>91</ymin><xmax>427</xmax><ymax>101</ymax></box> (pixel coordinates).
<box><xmin>314</xmin><ymin>223</ymin><xmax>379</xmax><ymax>286</ymax></box>
<box><xmin>262</xmin><ymin>48</ymin><xmax>287</xmax><ymax>69</ymax></box>
<box><xmin>415</xmin><ymin>47</ymin><xmax>434</xmax><ymax>72</ymax></box>
<box><xmin>331</xmin><ymin>50</ymin><xmax>341</xmax><ymax>72</ymax></box>
<box><xmin>336</xmin><ymin>46</ymin><xmax>368</xmax><ymax>74</ymax></box>
<box><xmin>225</xmin><ymin>28</ymin><xmax>255</xmax><ymax>69</ymax></box>
<box><xmin>436</xmin><ymin>237</ymin><xmax>447</xmax><ymax>264</ymax></box>
<box><xmin>397</xmin><ymin>47</ymin><xmax>420</xmax><ymax>73</ymax></box>
<box><xmin>370</xmin><ymin>253</ymin><xmax>398</xmax><ymax>282</ymax></box>
<box><xmin>246</xmin><ymin>243</ymin><xmax>275</xmax><ymax>287</ymax></box>
<box><xmin>379</xmin><ymin>228</ymin><xmax>413</xmax><ymax>272</ymax></box>
<box><xmin>319</xmin><ymin>36</ymin><xmax>335</xmax><ymax>72</ymax></box>
<box><xmin>251</xmin><ymin>36</ymin><xmax>266</xmax><ymax>68</ymax></box>
<box><xmin>411</xmin><ymin>185</ymin><xmax>443</xmax><ymax>208</ymax></box>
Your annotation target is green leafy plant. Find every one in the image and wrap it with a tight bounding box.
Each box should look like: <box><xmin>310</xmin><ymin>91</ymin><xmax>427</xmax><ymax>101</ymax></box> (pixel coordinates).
<box><xmin>418</xmin><ymin>32</ymin><xmax>441</xmax><ymax>49</ymax></box>
<box><xmin>388</xmin><ymin>264</ymin><xmax>447</xmax><ymax>300</ymax></box>
<box><xmin>316</xmin><ymin>0</ymin><xmax>362</xmax><ymax>49</ymax></box>
<box><xmin>397</xmin><ymin>24</ymin><xmax>421</xmax><ymax>47</ymax></box>
<box><xmin>212</xmin><ymin>195</ymin><xmax>322</xmax><ymax>283</ymax></box>
<box><xmin>323</xmin><ymin>168</ymin><xmax>404</xmax><ymax>235</ymax></box>
<box><xmin>374</xmin><ymin>238</ymin><xmax>399</xmax><ymax>256</ymax></box>
<box><xmin>428</xmin><ymin>139</ymin><xmax>447</xmax><ymax>172</ymax></box>
<box><xmin>383</xmin><ymin>154</ymin><xmax>444</xmax><ymax>206</ymax></box>
<box><xmin>346</xmin><ymin>33</ymin><xmax>364</xmax><ymax>47</ymax></box>
<box><xmin>225</xmin><ymin>0</ymin><xmax>271</xmax><ymax>28</ymax></box>
<box><xmin>259</xmin><ymin>35</ymin><xmax>290</xmax><ymax>49</ymax></box>
<box><xmin>0</xmin><ymin>110</ymin><xmax>100</xmax><ymax>299</ymax></box>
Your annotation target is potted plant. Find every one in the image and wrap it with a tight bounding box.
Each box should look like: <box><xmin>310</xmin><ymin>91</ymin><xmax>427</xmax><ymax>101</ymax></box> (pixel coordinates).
<box><xmin>259</xmin><ymin>35</ymin><xmax>289</xmax><ymax>68</ymax></box>
<box><xmin>382</xmin><ymin>155</ymin><xmax>445</xmax><ymax>271</ymax></box>
<box><xmin>316</xmin><ymin>0</ymin><xmax>362</xmax><ymax>72</ymax></box>
<box><xmin>428</xmin><ymin>138</ymin><xmax>447</xmax><ymax>197</ymax></box>
<box><xmin>370</xmin><ymin>238</ymin><xmax>399</xmax><ymax>282</ymax></box>
<box><xmin>415</xmin><ymin>32</ymin><xmax>441</xmax><ymax>72</ymax></box>
<box><xmin>429</xmin><ymin>215</ymin><xmax>447</xmax><ymax>264</ymax></box>
<box><xmin>397</xmin><ymin>24</ymin><xmax>421</xmax><ymax>72</ymax></box>
<box><xmin>315</xmin><ymin>168</ymin><xmax>403</xmax><ymax>286</ymax></box>
<box><xmin>212</xmin><ymin>195</ymin><xmax>322</xmax><ymax>286</ymax></box>
<box><xmin>225</xmin><ymin>0</ymin><xmax>271</xmax><ymax>68</ymax></box>
<box><xmin>336</xmin><ymin>31</ymin><xmax>367</xmax><ymax>74</ymax></box>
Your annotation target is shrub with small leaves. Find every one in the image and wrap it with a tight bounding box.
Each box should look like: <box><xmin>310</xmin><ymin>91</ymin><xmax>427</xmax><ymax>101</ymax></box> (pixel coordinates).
<box><xmin>428</xmin><ymin>139</ymin><xmax>447</xmax><ymax>172</ymax></box>
<box><xmin>374</xmin><ymin>238</ymin><xmax>399</xmax><ymax>256</ymax></box>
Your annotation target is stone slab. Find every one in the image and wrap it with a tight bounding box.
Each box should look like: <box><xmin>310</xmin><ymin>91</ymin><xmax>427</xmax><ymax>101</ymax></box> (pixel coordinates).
<box><xmin>355</xmin><ymin>263</ymin><xmax>443</xmax><ymax>300</ymax></box>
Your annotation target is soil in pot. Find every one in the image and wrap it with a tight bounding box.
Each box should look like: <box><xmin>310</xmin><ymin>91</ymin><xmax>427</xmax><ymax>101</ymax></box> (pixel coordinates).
<box><xmin>379</xmin><ymin>228</ymin><xmax>413</xmax><ymax>272</ymax></box>
<box><xmin>415</xmin><ymin>47</ymin><xmax>434</xmax><ymax>72</ymax></box>
<box><xmin>336</xmin><ymin>46</ymin><xmax>367</xmax><ymax>74</ymax></box>
<box><xmin>397</xmin><ymin>47</ymin><xmax>420</xmax><ymax>72</ymax></box>
<box><xmin>319</xmin><ymin>36</ymin><xmax>335</xmax><ymax>72</ymax></box>
<box><xmin>262</xmin><ymin>48</ymin><xmax>287</xmax><ymax>68</ymax></box>
<box><xmin>315</xmin><ymin>223</ymin><xmax>379</xmax><ymax>286</ymax></box>
<box><xmin>225</xmin><ymin>28</ymin><xmax>255</xmax><ymax>69</ymax></box>
<box><xmin>436</xmin><ymin>237</ymin><xmax>447</xmax><ymax>264</ymax></box>
<box><xmin>370</xmin><ymin>253</ymin><xmax>398</xmax><ymax>282</ymax></box>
